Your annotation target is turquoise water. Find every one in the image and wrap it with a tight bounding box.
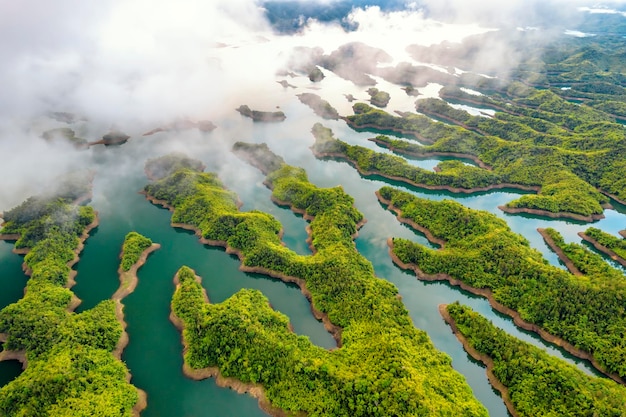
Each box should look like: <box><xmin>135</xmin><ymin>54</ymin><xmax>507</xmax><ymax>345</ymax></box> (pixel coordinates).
<box><xmin>1</xmin><ymin>97</ymin><xmax>626</xmax><ymax>416</ymax></box>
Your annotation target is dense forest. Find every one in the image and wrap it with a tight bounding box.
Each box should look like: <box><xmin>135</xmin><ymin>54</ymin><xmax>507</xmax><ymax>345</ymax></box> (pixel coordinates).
<box><xmin>346</xmin><ymin>99</ymin><xmax>618</xmax><ymax>220</ymax></box>
<box><xmin>444</xmin><ymin>303</ymin><xmax>626</xmax><ymax>417</ymax></box>
<box><xmin>0</xmin><ymin>188</ymin><xmax>139</xmax><ymax>415</ymax></box>
<box><xmin>377</xmin><ymin>186</ymin><xmax>626</xmax><ymax>380</ymax></box>
<box><xmin>148</xmin><ymin>147</ymin><xmax>489</xmax><ymax>416</ymax></box>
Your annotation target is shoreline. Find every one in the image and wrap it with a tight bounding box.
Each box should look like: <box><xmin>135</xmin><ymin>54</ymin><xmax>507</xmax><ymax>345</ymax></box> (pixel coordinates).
<box><xmin>0</xmin><ymin>215</ymin><xmax>100</xmax><ymax>310</ymax></box>
<box><xmin>599</xmin><ymin>189</ymin><xmax>626</xmax><ymax>207</ymax></box>
<box><xmin>143</xmin><ymin>191</ymin><xmax>344</xmax><ymax>346</ymax></box>
<box><xmin>578</xmin><ymin>232</ymin><xmax>626</xmax><ymax>268</ymax></box>
<box><xmin>537</xmin><ymin>228</ymin><xmax>583</xmax><ymax>275</ymax></box>
<box><xmin>339</xmin><ymin>118</ymin><xmax>618</xmax><ymax>221</ymax></box>
<box><xmin>368</xmin><ymin>137</ymin><xmax>492</xmax><ymax>170</ymax></box>
<box><xmin>439</xmin><ymin>304</ymin><xmax>520</xmax><ymax>417</ymax></box>
<box><xmin>0</xmin><ymin>214</ymin><xmax>100</xmax><ymax>372</ymax></box>
<box><xmin>0</xmin><ymin>333</ymin><xmax>27</xmax><ymax>370</ymax></box>
<box><xmin>378</xmin><ymin>194</ymin><xmax>625</xmax><ymax>385</ymax></box>
<box><xmin>314</xmin><ymin>148</ymin><xmax>540</xmax><ymax>194</ymax></box>
<box><xmin>375</xmin><ymin>191</ymin><xmax>446</xmax><ymax>248</ymax></box>
<box><xmin>498</xmin><ymin>205</ymin><xmax>605</xmax><ymax>223</ymax></box>
<box><xmin>414</xmin><ymin>109</ymin><xmax>490</xmax><ymax>136</ymax></box>
<box><xmin>112</xmin><ymin>242</ymin><xmax>160</xmax><ymax>417</ymax></box>
<box><xmin>341</xmin><ymin>116</ymin><xmax>435</xmax><ymax>145</ymax></box>
<box><xmin>169</xmin><ymin>269</ymin><xmax>305</xmax><ymax>417</ymax></box>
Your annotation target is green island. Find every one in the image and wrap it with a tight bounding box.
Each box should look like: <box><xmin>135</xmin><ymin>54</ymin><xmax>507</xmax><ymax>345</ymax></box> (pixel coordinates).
<box><xmin>120</xmin><ymin>231</ymin><xmax>155</xmax><ymax>272</ymax></box>
<box><xmin>539</xmin><ymin>227</ymin><xmax>626</xmax><ymax>281</ymax></box>
<box><xmin>345</xmin><ymin>91</ymin><xmax>624</xmax><ymax>220</ymax></box>
<box><xmin>442</xmin><ymin>302</ymin><xmax>626</xmax><ymax>417</ymax></box>
<box><xmin>310</xmin><ymin>122</ymin><xmax>518</xmax><ymax>192</ymax></box>
<box><xmin>0</xmin><ymin>193</ymin><xmax>141</xmax><ymax>415</ymax></box>
<box><xmin>237</xmin><ymin>105</ymin><xmax>287</xmax><ymax>122</ymax></box>
<box><xmin>144</xmin><ymin>152</ymin><xmax>207</xmax><ymax>182</ymax></box>
<box><xmin>112</xmin><ymin>231</ymin><xmax>159</xmax><ymax>408</ymax></box>
<box><xmin>144</xmin><ymin>147</ymin><xmax>489</xmax><ymax>416</ymax></box>
<box><xmin>377</xmin><ymin>185</ymin><xmax>626</xmax><ymax>381</ymax></box>
<box><xmin>366</xmin><ymin>88</ymin><xmax>390</xmax><ymax>108</ymax></box>
<box><xmin>579</xmin><ymin>227</ymin><xmax>626</xmax><ymax>268</ymax></box>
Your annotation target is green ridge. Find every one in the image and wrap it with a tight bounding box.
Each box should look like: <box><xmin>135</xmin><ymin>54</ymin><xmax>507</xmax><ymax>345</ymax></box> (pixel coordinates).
<box><xmin>0</xmin><ymin>195</ymin><xmax>138</xmax><ymax>416</ymax></box>
<box><xmin>378</xmin><ymin>186</ymin><xmax>626</xmax><ymax>379</ymax></box>
<box><xmin>446</xmin><ymin>302</ymin><xmax>626</xmax><ymax>417</ymax></box>
<box><xmin>148</xmin><ymin>147</ymin><xmax>489</xmax><ymax>416</ymax></box>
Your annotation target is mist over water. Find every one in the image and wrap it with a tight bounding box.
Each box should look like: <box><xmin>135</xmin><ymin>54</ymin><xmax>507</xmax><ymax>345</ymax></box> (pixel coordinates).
<box><xmin>2</xmin><ymin>1</ymin><xmax>626</xmax><ymax>416</ymax></box>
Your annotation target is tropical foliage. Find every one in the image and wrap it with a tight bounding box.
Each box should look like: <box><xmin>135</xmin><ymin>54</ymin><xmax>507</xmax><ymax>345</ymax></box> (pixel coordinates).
<box><xmin>120</xmin><ymin>232</ymin><xmax>153</xmax><ymax>272</ymax></box>
<box><xmin>345</xmin><ymin>90</ymin><xmax>621</xmax><ymax>218</ymax></box>
<box><xmin>0</xmin><ymin>195</ymin><xmax>138</xmax><ymax>416</ymax></box>
<box><xmin>446</xmin><ymin>302</ymin><xmax>626</xmax><ymax>417</ymax></box>
<box><xmin>379</xmin><ymin>186</ymin><xmax>626</xmax><ymax>378</ymax></box>
<box><xmin>150</xmin><ymin>147</ymin><xmax>489</xmax><ymax>416</ymax></box>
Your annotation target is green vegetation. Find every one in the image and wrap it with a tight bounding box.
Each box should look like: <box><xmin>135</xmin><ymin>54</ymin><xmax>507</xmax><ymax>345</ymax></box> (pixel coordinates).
<box><xmin>367</xmin><ymin>88</ymin><xmax>390</xmax><ymax>107</ymax></box>
<box><xmin>541</xmin><ymin>227</ymin><xmax>626</xmax><ymax>282</ymax></box>
<box><xmin>347</xmin><ymin>100</ymin><xmax>615</xmax><ymax>218</ymax></box>
<box><xmin>311</xmin><ymin>123</ymin><xmax>503</xmax><ymax>190</ymax></box>
<box><xmin>584</xmin><ymin>227</ymin><xmax>626</xmax><ymax>262</ymax></box>
<box><xmin>120</xmin><ymin>232</ymin><xmax>153</xmax><ymax>272</ymax></box>
<box><xmin>144</xmin><ymin>152</ymin><xmax>205</xmax><ymax>180</ymax></box>
<box><xmin>445</xmin><ymin>302</ymin><xmax>626</xmax><ymax>417</ymax></box>
<box><xmin>236</xmin><ymin>105</ymin><xmax>286</xmax><ymax>122</ymax></box>
<box><xmin>150</xmin><ymin>147</ymin><xmax>488</xmax><ymax>416</ymax></box>
<box><xmin>379</xmin><ymin>186</ymin><xmax>626</xmax><ymax>379</ymax></box>
<box><xmin>0</xmin><ymin>196</ymin><xmax>139</xmax><ymax>416</ymax></box>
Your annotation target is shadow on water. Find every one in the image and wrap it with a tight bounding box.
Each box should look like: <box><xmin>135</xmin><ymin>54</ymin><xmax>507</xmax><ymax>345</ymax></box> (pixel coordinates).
<box><xmin>0</xmin><ymin>359</ymin><xmax>22</xmax><ymax>388</ymax></box>
<box><xmin>0</xmin><ymin>242</ymin><xmax>27</xmax><ymax>312</ymax></box>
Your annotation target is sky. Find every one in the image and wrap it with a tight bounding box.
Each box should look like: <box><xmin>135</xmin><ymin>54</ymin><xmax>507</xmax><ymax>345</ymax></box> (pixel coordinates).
<box><xmin>0</xmin><ymin>0</ymin><xmax>625</xmax><ymax>210</ymax></box>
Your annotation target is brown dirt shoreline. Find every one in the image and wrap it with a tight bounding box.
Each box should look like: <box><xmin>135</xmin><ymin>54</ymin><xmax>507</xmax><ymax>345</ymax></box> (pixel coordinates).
<box><xmin>0</xmin><ymin>215</ymin><xmax>98</xmax><ymax>371</ymax></box>
<box><xmin>537</xmin><ymin>228</ymin><xmax>583</xmax><ymax>275</ymax></box>
<box><xmin>498</xmin><ymin>205</ymin><xmax>605</xmax><ymax>223</ymax></box>
<box><xmin>599</xmin><ymin>189</ymin><xmax>626</xmax><ymax>207</ymax></box>
<box><xmin>0</xmin><ymin>333</ymin><xmax>27</xmax><ymax>369</ymax></box>
<box><xmin>169</xmin><ymin>269</ymin><xmax>305</xmax><ymax>417</ymax></box>
<box><xmin>112</xmin><ymin>243</ymin><xmax>160</xmax><ymax>416</ymax></box>
<box><xmin>377</xmin><ymin>192</ymin><xmax>625</xmax><ymax>385</ymax></box>
<box><xmin>0</xmin><ymin>215</ymin><xmax>99</xmax><ymax>309</ymax></box>
<box><xmin>369</xmin><ymin>137</ymin><xmax>492</xmax><ymax>169</ymax></box>
<box><xmin>439</xmin><ymin>304</ymin><xmax>520</xmax><ymax>417</ymax></box>
<box><xmin>341</xmin><ymin>116</ymin><xmax>436</xmax><ymax>144</ymax></box>
<box><xmin>338</xmin><ymin>119</ymin><xmax>614</xmax><ymax>222</ymax></box>
<box><xmin>142</xmin><ymin>191</ymin><xmax>345</xmax><ymax>345</ymax></box>
<box><xmin>578</xmin><ymin>232</ymin><xmax>626</xmax><ymax>268</ymax></box>
<box><xmin>313</xmin><ymin>149</ymin><xmax>539</xmax><ymax>194</ymax></box>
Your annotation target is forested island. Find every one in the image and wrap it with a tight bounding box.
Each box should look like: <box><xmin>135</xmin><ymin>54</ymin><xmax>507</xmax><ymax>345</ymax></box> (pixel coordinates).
<box><xmin>237</xmin><ymin>105</ymin><xmax>287</xmax><ymax>122</ymax></box>
<box><xmin>442</xmin><ymin>303</ymin><xmax>626</xmax><ymax>417</ymax></box>
<box><xmin>377</xmin><ymin>186</ymin><xmax>626</xmax><ymax>381</ymax></box>
<box><xmin>145</xmin><ymin>147</ymin><xmax>489</xmax><ymax>416</ymax></box>
<box><xmin>0</xmin><ymin>190</ymin><xmax>142</xmax><ymax>415</ymax></box>
<box><xmin>345</xmin><ymin>100</ymin><xmax>616</xmax><ymax>221</ymax></box>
